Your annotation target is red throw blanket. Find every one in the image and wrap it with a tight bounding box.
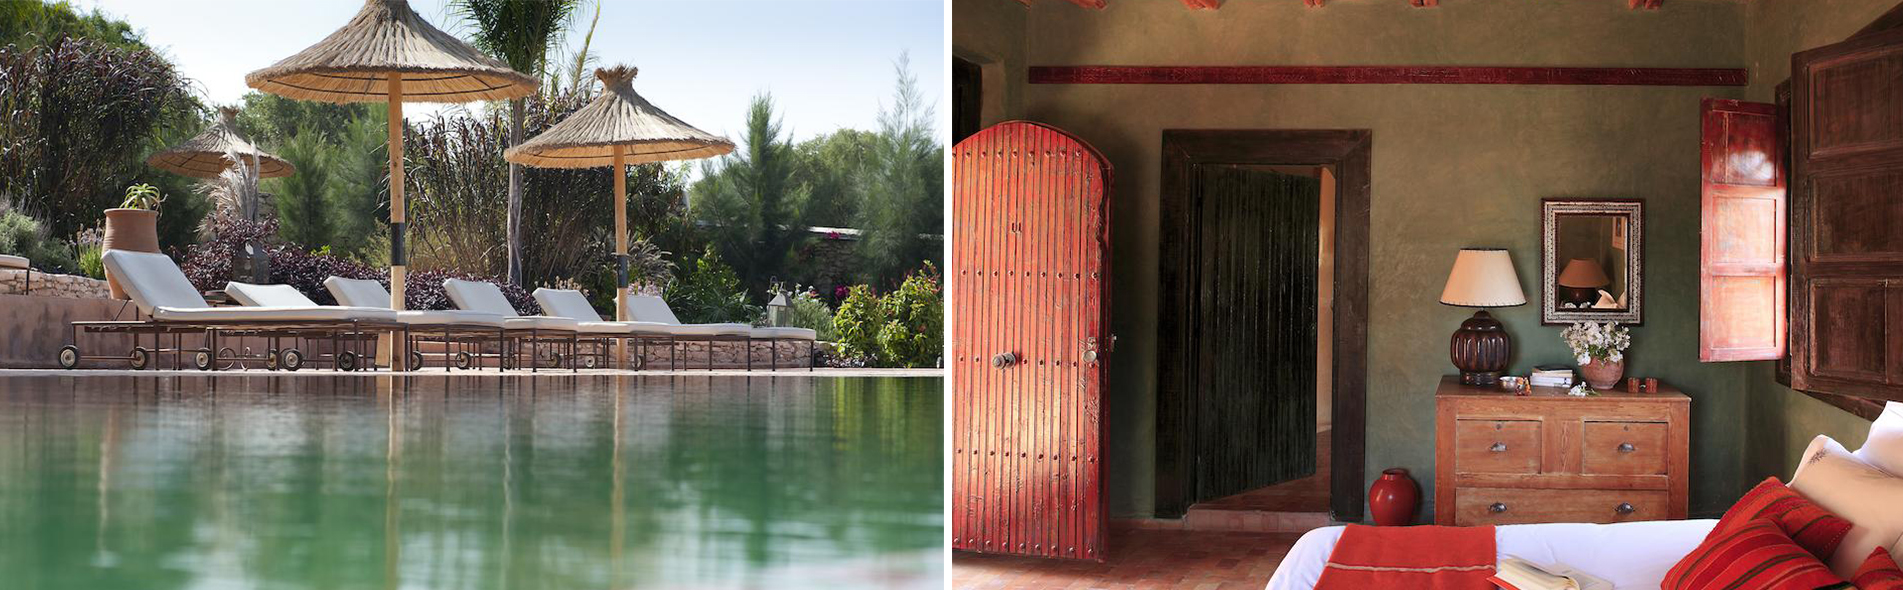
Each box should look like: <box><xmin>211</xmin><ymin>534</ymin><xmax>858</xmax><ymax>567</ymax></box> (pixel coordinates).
<box><xmin>1314</xmin><ymin>524</ymin><xmax>1498</xmax><ymax>590</ymax></box>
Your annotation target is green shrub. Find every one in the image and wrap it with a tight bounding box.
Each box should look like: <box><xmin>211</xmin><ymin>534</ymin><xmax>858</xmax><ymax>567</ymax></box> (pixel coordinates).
<box><xmin>75</xmin><ymin>228</ymin><xmax>104</xmax><ymax>279</ymax></box>
<box><xmin>782</xmin><ymin>287</ymin><xmax>836</xmax><ymax>342</ymax></box>
<box><xmin>831</xmin><ymin>284</ymin><xmax>885</xmax><ymax>361</ymax></box>
<box><xmin>876</xmin><ymin>262</ymin><xmax>942</xmax><ymax>368</ymax></box>
<box><xmin>0</xmin><ymin>203</ymin><xmax>77</xmax><ymax>273</ymax></box>
<box><xmin>664</xmin><ymin>246</ymin><xmax>760</xmax><ymax>324</ymax></box>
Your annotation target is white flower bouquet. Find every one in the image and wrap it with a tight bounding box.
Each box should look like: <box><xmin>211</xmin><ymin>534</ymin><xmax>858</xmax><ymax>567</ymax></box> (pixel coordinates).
<box><xmin>1560</xmin><ymin>321</ymin><xmax>1631</xmax><ymax>365</ymax></box>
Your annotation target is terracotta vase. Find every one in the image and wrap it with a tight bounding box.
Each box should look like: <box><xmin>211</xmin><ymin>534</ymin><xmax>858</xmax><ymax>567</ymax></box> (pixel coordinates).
<box><xmin>1368</xmin><ymin>467</ymin><xmax>1420</xmax><ymax>526</ymax></box>
<box><xmin>1580</xmin><ymin>357</ymin><xmax>1625</xmax><ymax>390</ymax></box>
<box><xmin>102</xmin><ymin>208</ymin><xmax>159</xmax><ymax>300</ymax></box>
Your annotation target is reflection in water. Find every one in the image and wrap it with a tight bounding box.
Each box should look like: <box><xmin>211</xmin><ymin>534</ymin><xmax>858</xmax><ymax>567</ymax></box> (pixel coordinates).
<box><xmin>0</xmin><ymin>375</ymin><xmax>942</xmax><ymax>589</ymax></box>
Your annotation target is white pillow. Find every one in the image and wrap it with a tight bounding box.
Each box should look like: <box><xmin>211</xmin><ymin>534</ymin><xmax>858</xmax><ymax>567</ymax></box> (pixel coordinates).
<box><xmin>1790</xmin><ymin>434</ymin><xmax>1903</xmax><ymax>578</ymax></box>
<box><xmin>1854</xmin><ymin>402</ymin><xmax>1903</xmax><ymax>477</ymax></box>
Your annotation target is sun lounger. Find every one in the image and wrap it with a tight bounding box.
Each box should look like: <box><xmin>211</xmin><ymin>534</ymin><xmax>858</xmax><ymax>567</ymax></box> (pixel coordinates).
<box><xmin>57</xmin><ymin>250</ymin><xmax>400</xmax><ymax>371</ymax></box>
<box><xmin>442</xmin><ymin>278</ymin><xmax>581</xmax><ymax>371</ymax></box>
<box><xmin>324</xmin><ymin>276</ymin><xmax>508</xmax><ymax>370</ymax></box>
<box><xmin>620</xmin><ymin>294</ymin><xmax>810</xmax><ymax>371</ymax></box>
<box><xmin>532</xmin><ymin>287</ymin><xmax>693</xmax><ymax>369</ymax></box>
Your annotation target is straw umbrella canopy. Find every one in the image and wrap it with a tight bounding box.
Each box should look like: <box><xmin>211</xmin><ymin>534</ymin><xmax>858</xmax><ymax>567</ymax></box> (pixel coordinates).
<box><xmin>245</xmin><ymin>0</ymin><xmax>536</xmax><ymax>369</ymax></box>
<box><xmin>147</xmin><ymin>107</ymin><xmax>295</xmax><ymax>179</ymax></box>
<box><xmin>506</xmin><ymin>65</ymin><xmax>733</xmax><ymax>321</ymax></box>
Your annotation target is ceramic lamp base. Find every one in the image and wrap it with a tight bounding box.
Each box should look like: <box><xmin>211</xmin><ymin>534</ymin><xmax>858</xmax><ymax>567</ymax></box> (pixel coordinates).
<box><xmin>1451</xmin><ymin>310</ymin><xmax>1511</xmax><ymax>386</ymax></box>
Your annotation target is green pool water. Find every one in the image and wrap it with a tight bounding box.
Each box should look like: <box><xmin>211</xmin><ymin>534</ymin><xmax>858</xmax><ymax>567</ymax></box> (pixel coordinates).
<box><xmin>0</xmin><ymin>375</ymin><xmax>943</xmax><ymax>589</ymax></box>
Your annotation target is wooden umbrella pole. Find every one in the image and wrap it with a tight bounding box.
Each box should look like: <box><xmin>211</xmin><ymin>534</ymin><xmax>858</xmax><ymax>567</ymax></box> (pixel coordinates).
<box><xmin>386</xmin><ymin>74</ymin><xmax>407</xmax><ymax>370</ymax></box>
<box><xmin>613</xmin><ymin>146</ymin><xmax>628</xmax><ymax>368</ymax></box>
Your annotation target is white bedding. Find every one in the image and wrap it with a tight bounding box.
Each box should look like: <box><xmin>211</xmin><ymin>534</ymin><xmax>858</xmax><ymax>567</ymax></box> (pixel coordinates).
<box><xmin>1264</xmin><ymin>519</ymin><xmax>1717</xmax><ymax>590</ymax></box>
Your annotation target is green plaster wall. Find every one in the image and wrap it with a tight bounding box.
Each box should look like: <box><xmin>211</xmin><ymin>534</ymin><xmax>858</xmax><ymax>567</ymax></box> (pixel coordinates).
<box><xmin>958</xmin><ymin>0</ymin><xmax>1758</xmax><ymax>519</ymax></box>
<box><xmin>1737</xmin><ymin>0</ymin><xmax>1898</xmax><ymax>485</ymax></box>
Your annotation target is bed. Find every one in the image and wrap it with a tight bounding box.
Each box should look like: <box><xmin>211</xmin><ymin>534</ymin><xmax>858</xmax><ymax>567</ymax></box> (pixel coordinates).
<box><xmin>1264</xmin><ymin>518</ymin><xmax>1719</xmax><ymax>590</ymax></box>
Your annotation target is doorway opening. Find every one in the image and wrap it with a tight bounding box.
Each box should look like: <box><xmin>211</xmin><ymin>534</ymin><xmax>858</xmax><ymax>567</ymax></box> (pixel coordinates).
<box><xmin>1155</xmin><ymin>130</ymin><xmax>1370</xmax><ymax>527</ymax></box>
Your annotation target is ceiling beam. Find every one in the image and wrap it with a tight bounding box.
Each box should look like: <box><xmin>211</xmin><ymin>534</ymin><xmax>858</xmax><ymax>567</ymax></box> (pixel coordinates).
<box><xmin>1630</xmin><ymin>0</ymin><xmax>1664</xmax><ymax>9</ymax></box>
<box><xmin>1029</xmin><ymin>65</ymin><xmax>1747</xmax><ymax>86</ymax></box>
<box><xmin>1019</xmin><ymin>0</ymin><xmax>1662</xmax><ymax>10</ymax></box>
<box><xmin>1181</xmin><ymin>0</ymin><xmax>1222</xmax><ymax>9</ymax></box>
<box><xmin>1065</xmin><ymin>0</ymin><xmax>1107</xmax><ymax>8</ymax></box>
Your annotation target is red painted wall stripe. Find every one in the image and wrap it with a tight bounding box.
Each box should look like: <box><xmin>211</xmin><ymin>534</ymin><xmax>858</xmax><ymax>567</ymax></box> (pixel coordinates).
<box><xmin>1029</xmin><ymin>65</ymin><xmax>1747</xmax><ymax>86</ymax></box>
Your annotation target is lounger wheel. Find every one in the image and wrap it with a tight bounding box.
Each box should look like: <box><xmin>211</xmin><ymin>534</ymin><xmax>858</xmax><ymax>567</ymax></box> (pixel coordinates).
<box><xmin>409</xmin><ymin>351</ymin><xmax>425</xmax><ymax>370</ymax></box>
<box><xmin>582</xmin><ymin>355</ymin><xmax>598</xmax><ymax>369</ymax></box>
<box><xmin>129</xmin><ymin>347</ymin><xmax>151</xmax><ymax>370</ymax></box>
<box><xmin>192</xmin><ymin>348</ymin><xmax>214</xmax><ymax>371</ymax></box>
<box><xmin>544</xmin><ymin>352</ymin><xmax>563</xmax><ymax>369</ymax></box>
<box><xmin>57</xmin><ymin>345</ymin><xmax>79</xmax><ymax>369</ymax></box>
<box><xmin>279</xmin><ymin>349</ymin><xmax>304</xmax><ymax>372</ymax></box>
<box><xmin>217</xmin><ymin>347</ymin><xmax>237</xmax><ymax>370</ymax></box>
<box><xmin>265</xmin><ymin>349</ymin><xmax>280</xmax><ymax>371</ymax></box>
<box><xmin>454</xmin><ymin>351</ymin><xmax>474</xmax><ymax>370</ymax></box>
<box><xmin>337</xmin><ymin>351</ymin><xmax>359</xmax><ymax>372</ymax></box>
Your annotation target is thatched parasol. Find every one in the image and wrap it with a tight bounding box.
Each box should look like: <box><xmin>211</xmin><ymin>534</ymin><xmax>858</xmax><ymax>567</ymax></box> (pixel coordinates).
<box><xmin>147</xmin><ymin>107</ymin><xmax>295</xmax><ymax>179</ymax></box>
<box><xmin>245</xmin><ymin>0</ymin><xmax>536</xmax><ymax>369</ymax></box>
<box><xmin>506</xmin><ymin>65</ymin><xmax>733</xmax><ymax>325</ymax></box>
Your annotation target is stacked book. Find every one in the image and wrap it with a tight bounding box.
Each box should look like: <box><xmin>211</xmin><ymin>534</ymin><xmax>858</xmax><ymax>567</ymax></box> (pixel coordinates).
<box><xmin>1530</xmin><ymin>369</ymin><xmax>1575</xmax><ymax>388</ymax></box>
<box><xmin>1489</xmin><ymin>557</ymin><xmax>1611</xmax><ymax>590</ymax></box>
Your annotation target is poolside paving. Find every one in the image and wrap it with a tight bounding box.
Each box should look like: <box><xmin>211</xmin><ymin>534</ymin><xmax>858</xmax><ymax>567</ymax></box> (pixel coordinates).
<box><xmin>0</xmin><ymin>367</ymin><xmax>943</xmax><ymax>378</ymax></box>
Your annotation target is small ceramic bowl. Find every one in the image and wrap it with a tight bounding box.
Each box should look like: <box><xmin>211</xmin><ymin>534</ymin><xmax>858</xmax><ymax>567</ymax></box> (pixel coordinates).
<box><xmin>1498</xmin><ymin>376</ymin><xmax>1527</xmax><ymax>391</ymax></box>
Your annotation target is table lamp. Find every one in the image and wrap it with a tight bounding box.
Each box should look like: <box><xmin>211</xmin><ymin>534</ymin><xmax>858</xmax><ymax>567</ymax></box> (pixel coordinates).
<box><xmin>1556</xmin><ymin>258</ymin><xmax>1610</xmax><ymax>308</ymax></box>
<box><xmin>1440</xmin><ymin>248</ymin><xmax>1526</xmax><ymax>386</ymax></box>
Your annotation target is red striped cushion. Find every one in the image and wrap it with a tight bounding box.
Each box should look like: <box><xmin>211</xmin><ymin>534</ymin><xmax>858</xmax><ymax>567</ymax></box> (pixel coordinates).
<box><xmin>1713</xmin><ymin>477</ymin><xmax>1852</xmax><ymax>560</ymax></box>
<box><xmin>1855</xmin><ymin>547</ymin><xmax>1903</xmax><ymax>590</ymax></box>
<box><xmin>1663</xmin><ymin>518</ymin><xmax>1845</xmax><ymax>590</ymax></box>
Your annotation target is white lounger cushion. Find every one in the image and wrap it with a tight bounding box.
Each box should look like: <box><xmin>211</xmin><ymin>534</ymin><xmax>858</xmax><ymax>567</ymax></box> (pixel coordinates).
<box><xmin>225</xmin><ymin>282</ymin><xmax>318</xmax><ymax>307</ymax></box>
<box><xmin>533</xmin><ymin>288</ymin><xmax>605</xmax><ymax>321</ymax></box>
<box><xmin>322</xmin><ymin>277</ymin><xmax>505</xmax><ymax>326</ymax></box>
<box><xmin>622</xmin><ymin>294</ymin><xmax>754</xmax><ymax>336</ymax></box>
<box><xmin>752</xmin><ymin>327</ymin><xmax>816</xmax><ymax>340</ymax></box>
<box><xmin>102</xmin><ymin>250</ymin><xmax>210</xmax><ymax>313</ymax></box>
<box><xmin>667</xmin><ymin>323</ymin><xmax>752</xmax><ymax>337</ymax></box>
<box><xmin>444</xmin><ymin>278</ymin><xmax>577</xmax><ymax>332</ymax></box>
<box><xmin>396</xmin><ymin>310</ymin><xmax>506</xmax><ymax>327</ymax></box>
<box><xmin>1265</xmin><ymin>519</ymin><xmax>1718</xmax><ymax>590</ymax></box>
<box><xmin>151</xmin><ymin>306</ymin><xmax>396</xmax><ymax>323</ymax></box>
<box><xmin>502</xmin><ymin>316</ymin><xmax>579</xmax><ymax>331</ymax></box>
<box><xmin>0</xmin><ymin>254</ymin><xmax>27</xmax><ymax>269</ymax></box>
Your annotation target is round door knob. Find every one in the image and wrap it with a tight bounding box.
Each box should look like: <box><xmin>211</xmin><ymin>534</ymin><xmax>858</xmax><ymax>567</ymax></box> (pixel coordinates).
<box><xmin>1615</xmin><ymin>502</ymin><xmax>1636</xmax><ymax>515</ymax></box>
<box><xmin>1489</xmin><ymin>442</ymin><xmax>1508</xmax><ymax>452</ymax></box>
<box><xmin>1083</xmin><ymin>349</ymin><xmax>1099</xmax><ymax>363</ymax></box>
<box><xmin>1489</xmin><ymin>502</ymin><xmax>1508</xmax><ymax>514</ymax></box>
<box><xmin>1618</xmin><ymin>443</ymin><xmax>1636</xmax><ymax>453</ymax></box>
<box><xmin>991</xmin><ymin>352</ymin><xmax>1018</xmax><ymax>368</ymax></box>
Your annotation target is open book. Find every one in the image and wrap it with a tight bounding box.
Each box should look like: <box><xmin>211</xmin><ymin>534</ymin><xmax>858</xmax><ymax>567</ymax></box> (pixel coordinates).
<box><xmin>1488</xmin><ymin>557</ymin><xmax>1612</xmax><ymax>590</ymax></box>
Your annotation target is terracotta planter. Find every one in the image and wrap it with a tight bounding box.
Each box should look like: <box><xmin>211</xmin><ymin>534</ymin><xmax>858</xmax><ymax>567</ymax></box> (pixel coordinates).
<box><xmin>1368</xmin><ymin>467</ymin><xmax>1420</xmax><ymax>526</ymax></box>
<box><xmin>1580</xmin><ymin>358</ymin><xmax>1625</xmax><ymax>390</ymax></box>
<box><xmin>102</xmin><ymin>208</ymin><xmax>159</xmax><ymax>300</ymax></box>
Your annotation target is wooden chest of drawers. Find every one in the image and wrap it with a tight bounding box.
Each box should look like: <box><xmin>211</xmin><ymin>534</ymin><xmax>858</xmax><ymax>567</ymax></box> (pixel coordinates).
<box><xmin>1434</xmin><ymin>376</ymin><xmax>1689</xmax><ymax>526</ymax></box>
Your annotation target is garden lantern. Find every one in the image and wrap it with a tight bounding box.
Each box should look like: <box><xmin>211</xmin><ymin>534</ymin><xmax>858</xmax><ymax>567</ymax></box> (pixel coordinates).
<box><xmin>767</xmin><ymin>292</ymin><xmax>790</xmax><ymax>327</ymax></box>
<box><xmin>506</xmin><ymin>65</ymin><xmax>734</xmax><ymax>322</ymax></box>
<box><xmin>244</xmin><ymin>0</ymin><xmax>536</xmax><ymax>369</ymax></box>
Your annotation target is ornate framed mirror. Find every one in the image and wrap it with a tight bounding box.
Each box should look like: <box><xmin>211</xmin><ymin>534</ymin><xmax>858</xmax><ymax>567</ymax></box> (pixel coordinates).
<box><xmin>1541</xmin><ymin>199</ymin><xmax>1643</xmax><ymax>325</ymax></box>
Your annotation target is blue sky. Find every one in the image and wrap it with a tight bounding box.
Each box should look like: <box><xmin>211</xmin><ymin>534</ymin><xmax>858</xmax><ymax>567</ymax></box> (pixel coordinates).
<box><xmin>78</xmin><ymin>0</ymin><xmax>946</xmax><ymax>144</ymax></box>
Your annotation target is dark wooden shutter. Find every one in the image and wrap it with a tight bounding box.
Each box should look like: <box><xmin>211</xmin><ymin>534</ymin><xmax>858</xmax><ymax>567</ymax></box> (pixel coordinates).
<box><xmin>1699</xmin><ymin>99</ymin><xmax>1787</xmax><ymax>362</ymax></box>
<box><xmin>951</xmin><ymin>121</ymin><xmax>1113</xmax><ymax>560</ymax></box>
<box><xmin>1790</xmin><ymin>28</ymin><xmax>1903</xmax><ymax>400</ymax></box>
<box><xmin>1192</xmin><ymin>166</ymin><xmax>1319</xmax><ymax>501</ymax></box>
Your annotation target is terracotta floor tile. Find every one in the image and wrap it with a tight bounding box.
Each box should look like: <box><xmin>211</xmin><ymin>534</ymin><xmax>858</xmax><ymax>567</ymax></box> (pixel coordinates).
<box><xmin>953</xmin><ymin>527</ymin><xmax>1302</xmax><ymax>589</ymax></box>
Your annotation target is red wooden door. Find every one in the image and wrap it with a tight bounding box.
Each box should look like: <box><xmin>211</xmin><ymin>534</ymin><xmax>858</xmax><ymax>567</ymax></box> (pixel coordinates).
<box><xmin>951</xmin><ymin>121</ymin><xmax>1112</xmax><ymax>561</ymax></box>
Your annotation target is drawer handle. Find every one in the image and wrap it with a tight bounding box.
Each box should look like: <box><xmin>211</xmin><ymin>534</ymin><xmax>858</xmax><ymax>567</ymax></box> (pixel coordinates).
<box><xmin>1618</xmin><ymin>443</ymin><xmax>1636</xmax><ymax>453</ymax></box>
<box><xmin>1489</xmin><ymin>442</ymin><xmax>1508</xmax><ymax>453</ymax></box>
<box><xmin>1489</xmin><ymin>502</ymin><xmax>1508</xmax><ymax>514</ymax></box>
<box><xmin>1615</xmin><ymin>502</ymin><xmax>1636</xmax><ymax>515</ymax></box>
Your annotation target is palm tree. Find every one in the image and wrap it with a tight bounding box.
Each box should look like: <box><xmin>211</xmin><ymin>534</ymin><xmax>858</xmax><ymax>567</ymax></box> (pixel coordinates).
<box><xmin>451</xmin><ymin>0</ymin><xmax>583</xmax><ymax>286</ymax></box>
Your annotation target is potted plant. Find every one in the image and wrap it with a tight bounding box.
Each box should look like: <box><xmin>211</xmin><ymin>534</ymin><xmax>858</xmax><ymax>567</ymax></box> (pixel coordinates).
<box><xmin>1561</xmin><ymin>321</ymin><xmax>1631</xmax><ymax>390</ymax></box>
<box><xmin>103</xmin><ymin>183</ymin><xmax>164</xmax><ymax>299</ymax></box>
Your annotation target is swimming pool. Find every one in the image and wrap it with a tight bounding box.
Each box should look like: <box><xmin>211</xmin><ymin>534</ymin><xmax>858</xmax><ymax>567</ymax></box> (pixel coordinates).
<box><xmin>0</xmin><ymin>374</ymin><xmax>943</xmax><ymax>589</ymax></box>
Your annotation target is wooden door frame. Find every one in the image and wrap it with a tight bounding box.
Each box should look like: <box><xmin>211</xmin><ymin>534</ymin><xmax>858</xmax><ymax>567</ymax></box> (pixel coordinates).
<box><xmin>1155</xmin><ymin>129</ymin><xmax>1371</xmax><ymax>521</ymax></box>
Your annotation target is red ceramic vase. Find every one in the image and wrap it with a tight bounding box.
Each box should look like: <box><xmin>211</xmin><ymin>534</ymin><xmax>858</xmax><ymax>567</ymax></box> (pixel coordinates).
<box><xmin>1368</xmin><ymin>468</ymin><xmax>1420</xmax><ymax>526</ymax></box>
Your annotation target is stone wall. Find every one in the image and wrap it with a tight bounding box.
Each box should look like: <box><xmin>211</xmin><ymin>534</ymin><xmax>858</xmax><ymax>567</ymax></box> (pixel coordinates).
<box><xmin>629</xmin><ymin>339</ymin><xmax>816</xmax><ymax>370</ymax></box>
<box><xmin>0</xmin><ymin>269</ymin><xmax>110</xmax><ymax>299</ymax></box>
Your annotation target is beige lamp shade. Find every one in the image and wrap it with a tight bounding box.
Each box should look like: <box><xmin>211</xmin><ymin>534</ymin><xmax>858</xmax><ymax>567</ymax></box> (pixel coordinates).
<box><xmin>1557</xmin><ymin>258</ymin><xmax>1611</xmax><ymax>288</ymax></box>
<box><xmin>1440</xmin><ymin>248</ymin><xmax>1526</xmax><ymax>308</ymax></box>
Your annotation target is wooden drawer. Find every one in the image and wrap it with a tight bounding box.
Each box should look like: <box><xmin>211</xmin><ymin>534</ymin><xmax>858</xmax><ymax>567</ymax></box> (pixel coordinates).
<box><xmin>1454</xmin><ymin>419</ymin><xmax>1542</xmax><ymax>474</ymax></box>
<box><xmin>1454</xmin><ymin>487</ymin><xmax>1670</xmax><ymax>525</ymax></box>
<box><xmin>1582</xmin><ymin>421</ymin><xmax>1669</xmax><ymax>475</ymax></box>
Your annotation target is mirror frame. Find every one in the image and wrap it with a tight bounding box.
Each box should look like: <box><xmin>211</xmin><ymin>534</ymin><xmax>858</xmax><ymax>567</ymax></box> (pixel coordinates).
<box><xmin>1541</xmin><ymin>199</ymin><xmax>1644</xmax><ymax>326</ymax></box>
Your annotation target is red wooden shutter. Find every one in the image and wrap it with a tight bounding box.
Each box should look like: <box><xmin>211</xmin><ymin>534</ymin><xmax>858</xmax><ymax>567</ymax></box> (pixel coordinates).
<box><xmin>1790</xmin><ymin>28</ymin><xmax>1903</xmax><ymax>399</ymax></box>
<box><xmin>951</xmin><ymin>121</ymin><xmax>1113</xmax><ymax>560</ymax></box>
<box><xmin>1699</xmin><ymin>99</ymin><xmax>1787</xmax><ymax>362</ymax></box>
